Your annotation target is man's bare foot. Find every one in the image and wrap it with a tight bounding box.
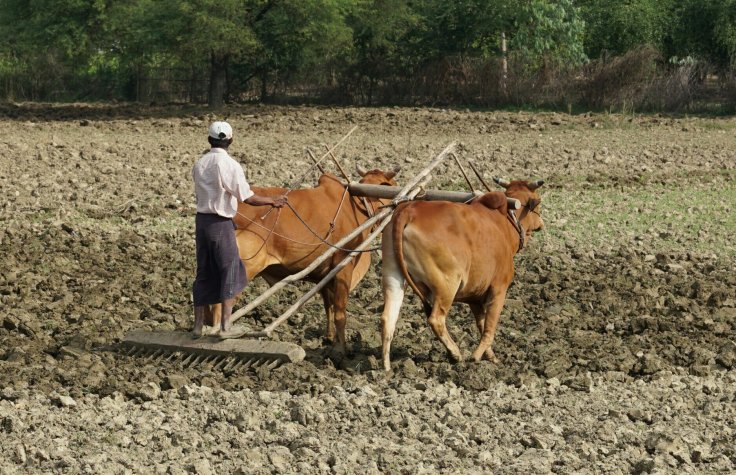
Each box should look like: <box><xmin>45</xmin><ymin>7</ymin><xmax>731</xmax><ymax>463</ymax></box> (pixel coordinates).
<box><xmin>217</xmin><ymin>325</ymin><xmax>249</xmax><ymax>340</ymax></box>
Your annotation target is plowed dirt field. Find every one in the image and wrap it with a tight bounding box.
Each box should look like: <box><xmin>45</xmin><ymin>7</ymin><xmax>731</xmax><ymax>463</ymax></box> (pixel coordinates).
<box><xmin>1</xmin><ymin>103</ymin><xmax>734</xmax><ymax>474</ymax></box>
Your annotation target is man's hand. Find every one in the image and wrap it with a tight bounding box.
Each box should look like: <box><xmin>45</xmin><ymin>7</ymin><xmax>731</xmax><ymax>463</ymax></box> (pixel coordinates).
<box><xmin>271</xmin><ymin>195</ymin><xmax>288</xmax><ymax>208</ymax></box>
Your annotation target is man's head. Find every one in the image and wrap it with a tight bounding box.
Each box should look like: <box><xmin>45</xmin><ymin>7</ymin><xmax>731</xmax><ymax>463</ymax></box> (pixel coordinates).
<box><xmin>208</xmin><ymin>121</ymin><xmax>233</xmax><ymax>149</ymax></box>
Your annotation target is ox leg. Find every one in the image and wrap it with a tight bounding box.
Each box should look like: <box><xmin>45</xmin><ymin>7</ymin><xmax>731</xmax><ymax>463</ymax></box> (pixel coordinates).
<box><xmin>427</xmin><ymin>296</ymin><xmax>462</xmax><ymax>363</ymax></box>
<box><xmin>470</xmin><ymin>288</ymin><xmax>508</xmax><ymax>363</ymax></box>
<box><xmin>329</xmin><ymin>265</ymin><xmax>353</xmax><ymax>360</ymax></box>
<box><xmin>320</xmin><ymin>288</ymin><xmax>336</xmax><ymax>344</ymax></box>
<box><xmin>380</xmin><ymin>258</ymin><xmax>406</xmax><ymax>372</ymax></box>
<box><xmin>470</xmin><ymin>303</ymin><xmax>485</xmax><ymax>334</ymax></box>
<box><xmin>470</xmin><ymin>303</ymin><xmax>498</xmax><ymax>363</ymax></box>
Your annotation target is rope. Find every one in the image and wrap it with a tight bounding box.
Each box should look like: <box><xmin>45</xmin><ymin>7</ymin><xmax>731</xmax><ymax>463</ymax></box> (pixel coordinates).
<box><xmin>284</xmin><ymin>201</ymin><xmax>382</xmax><ymax>253</ymax></box>
<box><xmin>240</xmin><ymin>207</ymin><xmax>282</xmax><ymax>261</ymax></box>
<box><xmin>235</xmin><ymin>193</ymin><xmax>382</xmax><ymax>254</ymax></box>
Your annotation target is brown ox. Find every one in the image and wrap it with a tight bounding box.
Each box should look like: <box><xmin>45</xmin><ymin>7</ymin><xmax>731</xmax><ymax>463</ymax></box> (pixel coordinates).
<box><xmin>379</xmin><ymin>179</ymin><xmax>544</xmax><ymax>371</ymax></box>
<box><xmin>212</xmin><ymin>167</ymin><xmax>398</xmax><ymax>356</ymax></box>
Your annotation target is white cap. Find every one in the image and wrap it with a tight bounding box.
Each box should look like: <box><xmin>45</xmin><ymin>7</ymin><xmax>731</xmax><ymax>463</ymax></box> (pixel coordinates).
<box><xmin>208</xmin><ymin>121</ymin><xmax>233</xmax><ymax>140</ymax></box>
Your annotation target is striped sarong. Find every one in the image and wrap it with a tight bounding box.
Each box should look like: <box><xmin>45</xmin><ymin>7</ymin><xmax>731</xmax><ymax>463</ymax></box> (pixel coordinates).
<box><xmin>192</xmin><ymin>213</ymin><xmax>247</xmax><ymax>305</ymax></box>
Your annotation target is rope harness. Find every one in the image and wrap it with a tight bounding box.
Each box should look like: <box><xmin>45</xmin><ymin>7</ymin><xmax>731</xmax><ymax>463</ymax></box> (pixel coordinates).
<box><xmin>236</xmin><ymin>183</ymin><xmax>383</xmax><ymax>259</ymax></box>
<box><xmin>506</xmin><ymin>199</ymin><xmax>541</xmax><ymax>253</ymax></box>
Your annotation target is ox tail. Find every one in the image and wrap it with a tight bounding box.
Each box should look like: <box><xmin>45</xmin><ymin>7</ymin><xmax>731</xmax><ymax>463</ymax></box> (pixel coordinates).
<box><xmin>392</xmin><ymin>204</ymin><xmax>429</xmax><ymax>305</ymax></box>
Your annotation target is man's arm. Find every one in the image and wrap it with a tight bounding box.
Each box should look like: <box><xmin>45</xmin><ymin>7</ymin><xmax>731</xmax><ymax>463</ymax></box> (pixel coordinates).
<box><xmin>219</xmin><ymin>158</ymin><xmax>287</xmax><ymax>207</ymax></box>
<box><xmin>245</xmin><ymin>194</ymin><xmax>287</xmax><ymax>207</ymax></box>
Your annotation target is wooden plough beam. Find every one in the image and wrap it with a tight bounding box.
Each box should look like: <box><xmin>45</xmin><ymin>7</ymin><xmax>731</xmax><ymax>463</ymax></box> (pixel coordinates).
<box><xmin>347</xmin><ymin>183</ymin><xmax>521</xmax><ymax>209</ymax></box>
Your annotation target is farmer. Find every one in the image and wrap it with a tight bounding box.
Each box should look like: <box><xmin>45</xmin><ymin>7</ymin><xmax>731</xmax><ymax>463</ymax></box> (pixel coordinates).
<box><xmin>192</xmin><ymin>121</ymin><xmax>287</xmax><ymax>339</ymax></box>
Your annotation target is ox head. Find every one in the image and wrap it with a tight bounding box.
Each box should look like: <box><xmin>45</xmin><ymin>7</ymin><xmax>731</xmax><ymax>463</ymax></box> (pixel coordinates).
<box><xmin>494</xmin><ymin>177</ymin><xmax>545</xmax><ymax>238</ymax></box>
<box><xmin>356</xmin><ymin>164</ymin><xmax>400</xmax><ymax>186</ymax></box>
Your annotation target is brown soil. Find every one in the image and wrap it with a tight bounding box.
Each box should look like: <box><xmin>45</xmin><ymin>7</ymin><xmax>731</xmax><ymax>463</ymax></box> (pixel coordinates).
<box><xmin>1</xmin><ymin>103</ymin><xmax>734</xmax><ymax>474</ymax></box>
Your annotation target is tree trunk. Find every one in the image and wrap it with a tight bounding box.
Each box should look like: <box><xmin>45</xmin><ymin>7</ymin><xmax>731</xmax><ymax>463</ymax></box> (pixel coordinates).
<box><xmin>501</xmin><ymin>32</ymin><xmax>508</xmax><ymax>99</ymax></box>
<box><xmin>260</xmin><ymin>71</ymin><xmax>269</xmax><ymax>102</ymax></box>
<box><xmin>208</xmin><ymin>52</ymin><xmax>228</xmax><ymax>108</ymax></box>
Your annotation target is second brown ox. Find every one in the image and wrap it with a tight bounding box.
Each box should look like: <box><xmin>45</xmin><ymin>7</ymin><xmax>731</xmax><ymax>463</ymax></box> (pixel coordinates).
<box><xmin>207</xmin><ymin>166</ymin><xmax>398</xmax><ymax>356</ymax></box>
<box><xmin>379</xmin><ymin>179</ymin><xmax>544</xmax><ymax>371</ymax></box>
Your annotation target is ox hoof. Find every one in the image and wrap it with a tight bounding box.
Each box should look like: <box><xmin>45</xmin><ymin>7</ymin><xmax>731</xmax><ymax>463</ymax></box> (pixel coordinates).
<box><xmin>471</xmin><ymin>349</ymin><xmax>498</xmax><ymax>363</ymax></box>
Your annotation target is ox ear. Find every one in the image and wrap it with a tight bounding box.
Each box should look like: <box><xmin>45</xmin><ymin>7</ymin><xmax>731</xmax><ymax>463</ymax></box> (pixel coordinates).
<box><xmin>356</xmin><ymin>164</ymin><xmax>368</xmax><ymax>177</ymax></box>
<box><xmin>528</xmin><ymin>180</ymin><xmax>545</xmax><ymax>191</ymax></box>
<box><xmin>385</xmin><ymin>165</ymin><xmax>401</xmax><ymax>179</ymax></box>
<box><xmin>493</xmin><ymin>176</ymin><xmax>511</xmax><ymax>188</ymax></box>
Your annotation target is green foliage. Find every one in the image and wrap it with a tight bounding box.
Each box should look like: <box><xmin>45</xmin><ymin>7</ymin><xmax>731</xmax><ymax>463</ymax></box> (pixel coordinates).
<box><xmin>511</xmin><ymin>0</ymin><xmax>587</xmax><ymax>69</ymax></box>
<box><xmin>411</xmin><ymin>0</ymin><xmax>510</xmax><ymax>58</ymax></box>
<box><xmin>664</xmin><ymin>0</ymin><xmax>736</xmax><ymax>67</ymax></box>
<box><xmin>2</xmin><ymin>0</ymin><xmax>736</xmax><ymax>104</ymax></box>
<box><xmin>712</xmin><ymin>0</ymin><xmax>736</xmax><ymax>66</ymax></box>
<box><xmin>254</xmin><ymin>0</ymin><xmax>351</xmax><ymax>80</ymax></box>
<box><xmin>579</xmin><ymin>0</ymin><xmax>674</xmax><ymax>58</ymax></box>
<box><xmin>344</xmin><ymin>0</ymin><xmax>419</xmax><ymax>76</ymax></box>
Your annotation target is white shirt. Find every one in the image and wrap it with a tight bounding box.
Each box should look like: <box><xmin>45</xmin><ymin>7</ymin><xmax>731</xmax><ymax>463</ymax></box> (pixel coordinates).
<box><xmin>193</xmin><ymin>148</ymin><xmax>254</xmax><ymax>218</ymax></box>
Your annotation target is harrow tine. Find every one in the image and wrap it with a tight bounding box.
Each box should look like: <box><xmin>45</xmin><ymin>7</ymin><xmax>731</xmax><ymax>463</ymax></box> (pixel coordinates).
<box><xmin>180</xmin><ymin>353</ymin><xmax>195</xmax><ymax>367</ymax></box>
<box><xmin>213</xmin><ymin>357</ymin><xmax>229</xmax><ymax>370</ymax></box>
<box><xmin>222</xmin><ymin>358</ymin><xmax>240</xmax><ymax>372</ymax></box>
<box><xmin>118</xmin><ymin>330</ymin><xmax>305</xmax><ymax>370</ymax></box>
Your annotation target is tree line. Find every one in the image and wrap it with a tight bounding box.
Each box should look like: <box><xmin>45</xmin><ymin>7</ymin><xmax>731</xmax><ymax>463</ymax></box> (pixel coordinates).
<box><xmin>1</xmin><ymin>0</ymin><xmax>735</xmax><ymax>110</ymax></box>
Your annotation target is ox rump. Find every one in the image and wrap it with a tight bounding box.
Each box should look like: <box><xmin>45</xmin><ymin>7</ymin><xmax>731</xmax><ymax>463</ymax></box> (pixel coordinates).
<box><xmin>347</xmin><ymin>183</ymin><xmax>521</xmax><ymax>209</ymax></box>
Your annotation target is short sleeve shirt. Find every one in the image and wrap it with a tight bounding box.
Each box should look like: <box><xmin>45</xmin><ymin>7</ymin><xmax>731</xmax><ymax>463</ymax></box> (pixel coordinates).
<box><xmin>193</xmin><ymin>148</ymin><xmax>255</xmax><ymax>218</ymax></box>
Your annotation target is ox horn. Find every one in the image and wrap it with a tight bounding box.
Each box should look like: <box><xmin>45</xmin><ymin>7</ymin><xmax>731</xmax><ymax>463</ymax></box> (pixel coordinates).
<box><xmin>528</xmin><ymin>180</ymin><xmax>545</xmax><ymax>190</ymax></box>
<box><xmin>356</xmin><ymin>164</ymin><xmax>368</xmax><ymax>177</ymax></box>
<box><xmin>493</xmin><ymin>176</ymin><xmax>511</xmax><ymax>188</ymax></box>
<box><xmin>386</xmin><ymin>165</ymin><xmax>401</xmax><ymax>179</ymax></box>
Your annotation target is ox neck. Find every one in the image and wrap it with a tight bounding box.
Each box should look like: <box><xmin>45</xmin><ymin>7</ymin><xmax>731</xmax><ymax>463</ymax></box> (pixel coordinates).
<box><xmin>355</xmin><ymin>195</ymin><xmax>381</xmax><ymax>218</ymax></box>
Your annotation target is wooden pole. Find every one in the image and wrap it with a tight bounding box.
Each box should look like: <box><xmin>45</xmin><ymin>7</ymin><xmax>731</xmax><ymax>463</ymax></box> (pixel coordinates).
<box><xmin>451</xmin><ymin>153</ymin><xmax>476</xmax><ymax>193</ymax></box>
<box><xmin>468</xmin><ymin>160</ymin><xmax>493</xmax><ymax>192</ymax></box>
<box><xmin>306</xmin><ymin>148</ymin><xmax>326</xmax><ymax>174</ymax></box>
<box><xmin>348</xmin><ymin>183</ymin><xmax>520</xmax><ymax>208</ymax></box>
<box><xmin>322</xmin><ymin>144</ymin><xmax>375</xmax><ymax>217</ymax></box>
<box><xmin>261</xmin><ymin>127</ymin><xmax>358</xmax><ymax>221</ymax></box>
<box><xmin>350</xmin><ymin>183</ymin><xmax>475</xmax><ymax>201</ymax></box>
<box><xmin>323</xmin><ymin>144</ymin><xmax>351</xmax><ymax>181</ymax></box>
<box><xmin>287</xmin><ymin>125</ymin><xmax>358</xmax><ymax>190</ymax></box>
<box><xmin>230</xmin><ymin>141</ymin><xmax>457</xmax><ymax>326</ymax></box>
